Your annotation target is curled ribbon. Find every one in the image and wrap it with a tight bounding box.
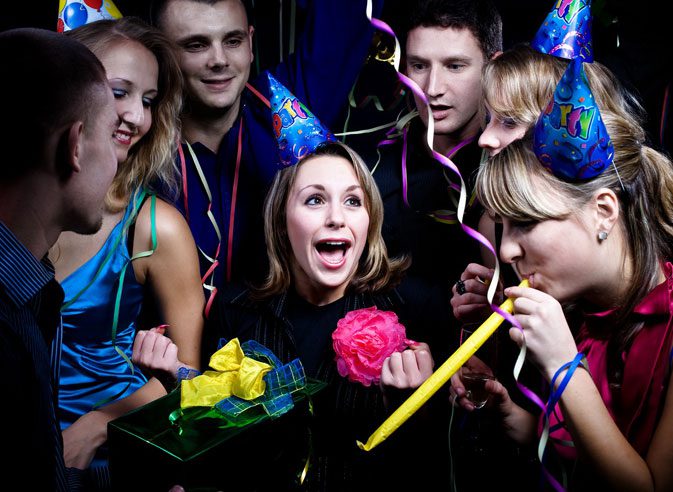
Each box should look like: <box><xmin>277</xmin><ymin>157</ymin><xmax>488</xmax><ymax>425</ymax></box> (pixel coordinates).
<box><xmin>360</xmin><ymin>2</ymin><xmax>549</xmax><ymax>467</ymax></box>
<box><xmin>356</xmin><ymin>1</ymin><xmax>505</xmax><ymax>449</ymax></box>
<box><xmin>364</xmin><ymin>0</ymin><xmax>501</xmax><ymax>303</ymax></box>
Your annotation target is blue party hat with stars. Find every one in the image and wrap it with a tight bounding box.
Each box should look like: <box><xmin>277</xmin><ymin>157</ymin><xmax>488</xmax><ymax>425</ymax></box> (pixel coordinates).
<box><xmin>533</xmin><ymin>58</ymin><xmax>613</xmax><ymax>181</ymax></box>
<box><xmin>531</xmin><ymin>0</ymin><xmax>593</xmax><ymax>62</ymax></box>
<box><xmin>268</xmin><ymin>73</ymin><xmax>336</xmax><ymax>167</ymax></box>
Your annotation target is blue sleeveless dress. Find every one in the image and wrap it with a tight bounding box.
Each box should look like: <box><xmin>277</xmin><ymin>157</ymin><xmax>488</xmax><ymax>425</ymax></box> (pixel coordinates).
<box><xmin>58</xmin><ymin>191</ymin><xmax>153</xmax><ymax>456</ymax></box>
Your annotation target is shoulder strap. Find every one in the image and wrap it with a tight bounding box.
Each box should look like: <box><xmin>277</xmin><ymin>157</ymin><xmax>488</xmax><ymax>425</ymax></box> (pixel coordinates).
<box><xmin>111</xmin><ymin>193</ymin><xmax>157</xmax><ymax>343</ymax></box>
<box><xmin>61</xmin><ymin>189</ymin><xmax>148</xmax><ymax>311</ymax></box>
<box><xmin>93</xmin><ymin>193</ymin><xmax>158</xmax><ymax>410</ymax></box>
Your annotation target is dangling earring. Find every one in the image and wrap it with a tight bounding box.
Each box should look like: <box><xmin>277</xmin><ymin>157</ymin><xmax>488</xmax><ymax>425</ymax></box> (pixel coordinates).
<box><xmin>598</xmin><ymin>231</ymin><xmax>608</xmax><ymax>242</ymax></box>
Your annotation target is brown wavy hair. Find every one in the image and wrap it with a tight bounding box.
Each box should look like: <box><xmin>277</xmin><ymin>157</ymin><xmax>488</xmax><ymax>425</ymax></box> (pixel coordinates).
<box><xmin>257</xmin><ymin>142</ymin><xmax>409</xmax><ymax>298</ymax></box>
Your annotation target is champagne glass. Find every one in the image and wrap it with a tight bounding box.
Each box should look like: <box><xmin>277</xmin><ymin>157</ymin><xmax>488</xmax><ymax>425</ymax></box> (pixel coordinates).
<box><xmin>452</xmin><ymin>324</ymin><xmax>501</xmax><ymax>490</ymax></box>
<box><xmin>459</xmin><ymin>324</ymin><xmax>497</xmax><ymax>409</ymax></box>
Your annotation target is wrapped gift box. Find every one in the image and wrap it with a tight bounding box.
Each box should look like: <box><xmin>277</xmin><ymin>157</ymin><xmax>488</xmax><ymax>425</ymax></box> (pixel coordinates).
<box><xmin>108</xmin><ymin>379</ymin><xmax>325</xmax><ymax>491</ymax></box>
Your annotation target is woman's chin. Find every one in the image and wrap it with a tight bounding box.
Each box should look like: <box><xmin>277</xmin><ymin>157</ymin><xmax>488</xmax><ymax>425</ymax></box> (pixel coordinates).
<box><xmin>114</xmin><ymin>146</ymin><xmax>129</xmax><ymax>164</ymax></box>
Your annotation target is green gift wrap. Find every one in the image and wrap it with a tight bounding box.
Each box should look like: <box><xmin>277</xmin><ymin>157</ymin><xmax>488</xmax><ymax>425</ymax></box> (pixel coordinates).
<box><xmin>108</xmin><ymin>379</ymin><xmax>326</xmax><ymax>491</ymax></box>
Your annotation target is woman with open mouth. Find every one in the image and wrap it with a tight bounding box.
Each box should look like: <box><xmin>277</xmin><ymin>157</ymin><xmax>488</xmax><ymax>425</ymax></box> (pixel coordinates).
<box><xmin>136</xmin><ymin>141</ymin><xmax>443</xmax><ymax>490</ymax></box>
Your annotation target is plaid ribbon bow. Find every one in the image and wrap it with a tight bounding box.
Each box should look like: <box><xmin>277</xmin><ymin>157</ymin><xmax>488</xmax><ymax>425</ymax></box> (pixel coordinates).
<box><xmin>215</xmin><ymin>339</ymin><xmax>307</xmax><ymax>421</ymax></box>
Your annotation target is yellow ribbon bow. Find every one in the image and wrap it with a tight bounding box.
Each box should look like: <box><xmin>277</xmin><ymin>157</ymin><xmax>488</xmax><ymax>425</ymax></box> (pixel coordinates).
<box><xmin>180</xmin><ymin>338</ymin><xmax>272</xmax><ymax>409</ymax></box>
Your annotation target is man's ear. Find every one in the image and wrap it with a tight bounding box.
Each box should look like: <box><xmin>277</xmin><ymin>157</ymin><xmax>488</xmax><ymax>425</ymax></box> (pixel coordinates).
<box><xmin>248</xmin><ymin>25</ymin><xmax>255</xmax><ymax>62</ymax></box>
<box><xmin>594</xmin><ymin>187</ymin><xmax>620</xmax><ymax>236</ymax></box>
<box><xmin>490</xmin><ymin>50</ymin><xmax>503</xmax><ymax>61</ymax></box>
<box><xmin>56</xmin><ymin>121</ymin><xmax>84</xmax><ymax>179</ymax></box>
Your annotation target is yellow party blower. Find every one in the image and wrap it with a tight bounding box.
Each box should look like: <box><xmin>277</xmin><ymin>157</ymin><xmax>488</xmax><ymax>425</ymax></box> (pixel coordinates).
<box><xmin>357</xmin><ymin>278</ymin><xmax>529</xmax><ymax>451</ymax></box>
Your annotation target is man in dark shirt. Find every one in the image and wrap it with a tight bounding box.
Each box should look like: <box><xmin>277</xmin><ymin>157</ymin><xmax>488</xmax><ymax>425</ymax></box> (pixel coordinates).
<box><xmin>0</xmin><ymin>28</ymin><xmax>118</xmax><ymax>490</ymax></box>
<box><xmin>371</xmin><ymin>4</ymin><xmax>541</xmax><ymax>490</ymax></box>
<box><xmin>349</xmin><ymin>0</ymin><xmax>503</xmax><ymax>362</ymax></box>
<box><xmin>347</xmin><ymin>2</ymin><xmax>504</xmax><ymax>486</ymax></box>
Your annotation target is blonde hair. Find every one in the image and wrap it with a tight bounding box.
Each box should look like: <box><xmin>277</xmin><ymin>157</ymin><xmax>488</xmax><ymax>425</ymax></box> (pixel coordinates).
<box><xmin>257</xmin><ymin>142</ymin><xmax>409</xmax><ymax>298</ymax></box>
<box><xmin>67</xmin><ymin>17</ymin><xmax>183</xmax><ymax>212</ymax></box>
<box><xmin>476</xmin><ymin>112</ymin><xmax>673</xmax><ymax>346</ymax></box>
<box><xmin>482</xmin><ymin>44</ymin><xmax>643</xmax><ymax>131</ymax></box>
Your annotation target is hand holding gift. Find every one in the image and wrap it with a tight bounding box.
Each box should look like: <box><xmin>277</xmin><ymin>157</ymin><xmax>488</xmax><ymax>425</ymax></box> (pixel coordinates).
<box><xmin>132</xmin><ymin>326</ymin><xmax>199</xmax><ymax>392</ymax></box>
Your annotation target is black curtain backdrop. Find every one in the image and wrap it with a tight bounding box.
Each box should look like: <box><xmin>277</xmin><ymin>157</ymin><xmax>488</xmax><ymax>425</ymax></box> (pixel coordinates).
<box><xmin>2</xmin><ymin>0</ymin><xmax>669</xmax><ymax>152</ymax></box>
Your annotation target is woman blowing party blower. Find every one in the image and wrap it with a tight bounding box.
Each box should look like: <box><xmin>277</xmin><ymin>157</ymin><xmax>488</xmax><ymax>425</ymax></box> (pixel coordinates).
<box><xmin>452</xmin><ymin>51</ymin><xmax>673</xmax><ymax>490</ymax></box>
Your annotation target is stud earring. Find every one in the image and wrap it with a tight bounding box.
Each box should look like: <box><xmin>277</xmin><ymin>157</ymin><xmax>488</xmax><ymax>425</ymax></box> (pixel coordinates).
<box><xmin>598</xmin><ymin>231</ymin><xmax>608</xmax><ymax>242</ymax></box>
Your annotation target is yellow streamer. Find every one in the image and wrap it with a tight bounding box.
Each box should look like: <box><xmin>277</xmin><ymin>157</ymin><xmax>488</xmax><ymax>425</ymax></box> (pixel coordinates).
<box><xmin>180</xmin><ymin>338</ymin><xmax>272</xmax><ymax>408</ymax></box>
<box><xmin>357</xmin><ymin>278</ymin><xmax>529</xmax><ymax>451</ymax></box>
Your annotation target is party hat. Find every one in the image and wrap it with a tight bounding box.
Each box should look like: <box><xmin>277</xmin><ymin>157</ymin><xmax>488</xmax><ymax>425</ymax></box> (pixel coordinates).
<box><xmin>268</xmin><ymin>73</ymin><xmax>336</xmax><ymax>167</ymax></box>
<box><xmin>531</xmin><ymin>0</ymin><xmax>593</xmax><ymax>62</ymax></box>
<box><xmin>57</xmin><ymin>0</ymin><xmax>122</xmax><ymax>33</ymax></box>
<box><xmin>533</xmin><ymin>58</ymin><xmax>613</xmax><ymax>181</ymax></box>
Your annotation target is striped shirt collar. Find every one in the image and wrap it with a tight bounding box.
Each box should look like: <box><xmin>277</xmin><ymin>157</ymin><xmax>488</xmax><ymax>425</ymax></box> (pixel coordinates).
<box><xmin>0</xmin><ymin>221</ymin><xmax>54</xmax><ymax>307</ymax></box>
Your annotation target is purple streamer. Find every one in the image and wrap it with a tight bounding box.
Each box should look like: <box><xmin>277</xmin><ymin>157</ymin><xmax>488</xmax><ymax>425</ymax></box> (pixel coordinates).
<box><xmin>367</xmin><ymin>8</ymin><xmax>562</xmax><ymax>490</ymax></box>
<box><xmin>401</xmin><ymin>127</ymin><xmax>410</xmax><ymax>207</ymax></box>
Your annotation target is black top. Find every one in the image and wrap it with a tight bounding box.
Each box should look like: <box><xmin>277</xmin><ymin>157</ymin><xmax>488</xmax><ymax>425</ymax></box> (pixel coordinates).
<box><xmin>373</xmin><ymin>118</ymin><xmax>485</xmax><ymax>286</ymax></box>
<box><xmin>204</xmin><ymin>287</ymin><xmax>450</xmax><ymax>491</ymax></box>
<box><xmin>285</xmin><ymin>289</ymin><xmax>347</xmax><ymax>378</ymax></box>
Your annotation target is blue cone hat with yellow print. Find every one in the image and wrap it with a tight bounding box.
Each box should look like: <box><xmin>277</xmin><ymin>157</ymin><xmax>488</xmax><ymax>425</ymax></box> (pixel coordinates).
<box><xmin>531</xmin><ymin>0</ymin><xmax>594</xmax><ymax>62</ymax></box>
<box><xmin>268</xmin><ymin>73</ymin><xmax>336</xmax><ymax>167</ymax></box>
<box><xmin>533</xmin><ymin>58</ymin><xmax>614</xmax><ymax>181</ymax></box>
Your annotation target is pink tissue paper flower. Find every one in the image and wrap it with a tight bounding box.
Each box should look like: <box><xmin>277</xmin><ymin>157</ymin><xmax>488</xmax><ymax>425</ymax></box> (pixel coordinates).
<box><xmin>332</xmin><ymin>306</ymin><xmax>413</xmax><ymax>386</ymax></box>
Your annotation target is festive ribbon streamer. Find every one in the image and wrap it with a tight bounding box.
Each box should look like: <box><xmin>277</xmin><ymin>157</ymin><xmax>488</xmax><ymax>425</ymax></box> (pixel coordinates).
<box><xmin>357</xmin><ymin>278</ymin><xmax>528</xmax><ymax>451</ymax></box>
<box><xmin>181</xmin><ymin>141</ymin><xmax>222</xmax><ymax>317</ymax></box>
<box><xmin>502</xmin><ymin>299</ymin><xmax>564</xmax><ymax>492</ymax></box>
<box><xmin>360</xmin><ymin>0</ymin><xmax>547</xmax><ymax>459</ymax></box>
<box><xmin>60</xmin><ymin>189</ymin><xmax>157</xmax><ymax>410</ymax></box>
<box><xmin>179</xmin><ymin>84</ymin><xmax>268</xmax><ymax>316</ymax></box>
<box><xmin>364</xmin><ymin>0</ymin><xmax>502</xmax><ymax>305</ymax></box>
<box><xmin>536</xmin><ymin>353</ymin><xmax>588</xmax><ymax>491</ymax></box>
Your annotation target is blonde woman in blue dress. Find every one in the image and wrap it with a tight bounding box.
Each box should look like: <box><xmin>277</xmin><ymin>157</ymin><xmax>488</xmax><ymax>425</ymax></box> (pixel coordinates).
<box><xmin>50</xmin><ymin>17</ymin><xmax>204</xmax><ymax>486</ymax></box>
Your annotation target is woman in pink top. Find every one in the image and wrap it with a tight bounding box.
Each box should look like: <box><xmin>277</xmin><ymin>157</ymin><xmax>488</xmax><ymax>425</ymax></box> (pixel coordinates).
<box><xmin>452</xmin><ymin>97</ymin><xmax>673</xmax><ymax>489</ymax></box>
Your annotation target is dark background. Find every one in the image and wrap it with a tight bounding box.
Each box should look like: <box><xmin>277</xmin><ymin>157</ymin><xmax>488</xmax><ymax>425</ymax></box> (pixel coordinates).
<box><xmin>2</xmin><ymin>0</ymin><xmax>669</xmax><ymax>152</ymax></box>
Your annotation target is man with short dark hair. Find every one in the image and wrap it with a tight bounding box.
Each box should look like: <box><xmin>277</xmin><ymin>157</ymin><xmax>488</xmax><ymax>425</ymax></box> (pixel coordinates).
<box><xmin>382</xmin><ymin>6</ymin><xmax>541</xmax><ymax>489</ymax></box>
<box><xmin>364</xmin><ymin>0</ymin><xmax>503</xmax><ymax>345</ymax></box>
<box><xmin>0</xmin><ymin>28</ymin><xmax>118</xmax><ymax>490</ymax></box>
<box><xmin>405</xmin><ymin>0</ymin><xmax>502</xmax><ymax>155</ymax></box>
<box><xmin>152</xmin><ymin>0</ymin><xmax>382</xmax><ymax>292</ymax></box>
<box><xmin>350</xmin><ymin>3</ymin><xmax>503</xmax><ymax>486</ymax></box>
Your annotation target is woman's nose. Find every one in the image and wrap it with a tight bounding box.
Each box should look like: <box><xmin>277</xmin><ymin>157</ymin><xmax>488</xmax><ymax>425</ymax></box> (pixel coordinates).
<box><xmin>499</xmin><ymin>228</ymin><xmax>522</xmax><ymax>264</ymax></box>
<box><xmin>120</xmin><ymin>98</ymin><xmax>145</xmax><ymax>127</ymax></box>
<box><xmin>478</xmin><ymin>125</ymin><xmax>501</xmax><ymax>155</ymax></box>
<box><xmin>325</xmin><ymin>204</ymin><xmax>345</xmax><ymax>228</ymax></box>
